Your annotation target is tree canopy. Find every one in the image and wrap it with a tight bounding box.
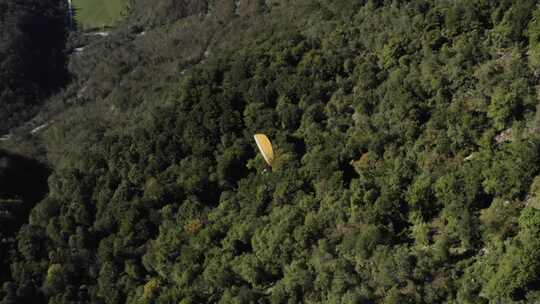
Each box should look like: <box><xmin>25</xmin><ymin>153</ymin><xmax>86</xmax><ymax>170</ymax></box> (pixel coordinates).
<box><xmin>2</xmin><ymin>0</ymin><xmax>540</xmax><ymax>303</ymax></box>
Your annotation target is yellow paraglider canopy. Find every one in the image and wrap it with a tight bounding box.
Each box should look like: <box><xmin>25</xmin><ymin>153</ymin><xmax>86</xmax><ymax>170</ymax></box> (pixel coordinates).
<box><xmin>253</xmin><ymin>134</ymin><xmax>274</xmax><ymax>167</ymax></box>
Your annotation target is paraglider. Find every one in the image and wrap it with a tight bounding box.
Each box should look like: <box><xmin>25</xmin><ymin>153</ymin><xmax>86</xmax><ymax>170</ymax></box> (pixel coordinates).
<box><xmin>253</xmin><ymin>134</ymin><xmax>274</xmax><ymax>168</ymax></box>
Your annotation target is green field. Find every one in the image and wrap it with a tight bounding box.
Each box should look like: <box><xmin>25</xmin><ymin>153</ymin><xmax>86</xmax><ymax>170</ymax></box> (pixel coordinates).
<box><xmin>73</xmin><ymin>0</ymin><xmax>127</xmax><ymax>30</ymax></box>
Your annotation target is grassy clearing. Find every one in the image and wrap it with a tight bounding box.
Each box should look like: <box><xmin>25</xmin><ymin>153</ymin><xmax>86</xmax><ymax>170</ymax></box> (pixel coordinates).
<box><xmin>73</xmin><ymin>0</ymin><xmax>127</xmax><ymax>30</ymax></box>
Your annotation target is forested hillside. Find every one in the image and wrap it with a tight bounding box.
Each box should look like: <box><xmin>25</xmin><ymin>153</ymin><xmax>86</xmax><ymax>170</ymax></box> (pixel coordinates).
<box><xmin>2</xmin><ymin>1</ymin><xmax>540</xmax><ymax>303</ymax></box>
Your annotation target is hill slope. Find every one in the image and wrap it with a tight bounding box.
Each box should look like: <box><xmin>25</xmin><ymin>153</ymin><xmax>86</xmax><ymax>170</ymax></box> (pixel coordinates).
<box><xmin>2</xmin><ymin>1</ymin><xmax>540</xmax><ymax>303</ymax></box>
<box><xmin>0</xmin><ymin>0</ymin><xmax>68</xmax><ymax>135</ymax></box>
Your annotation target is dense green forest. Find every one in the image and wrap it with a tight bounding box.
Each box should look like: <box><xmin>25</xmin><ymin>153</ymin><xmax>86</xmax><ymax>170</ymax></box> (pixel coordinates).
<box><xmin>2</xmin><ymin>0</ymin><xmax>540</xmax><ymax>303</ymax></box>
